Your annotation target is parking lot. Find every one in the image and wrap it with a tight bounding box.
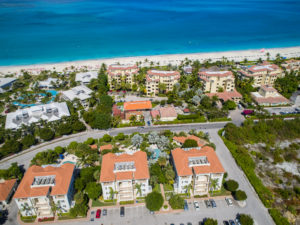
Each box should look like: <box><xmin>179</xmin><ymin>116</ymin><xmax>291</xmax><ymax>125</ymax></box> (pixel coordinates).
<box><xmin>265</xmin><ymin>106</ymin><xmax>300</xmax><ymax>115</ymax></box>
<box><xmin>88</xmin><ymin>198</ymin><xmax>247</xmax><ymax>225</ymax></box>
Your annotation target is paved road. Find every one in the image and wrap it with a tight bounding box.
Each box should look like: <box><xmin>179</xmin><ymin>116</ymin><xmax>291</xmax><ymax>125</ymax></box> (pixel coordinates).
<box><xmin>0</xmin><ymin>122</ymin><xmax>274</xmax><ymax>225</ymax></box>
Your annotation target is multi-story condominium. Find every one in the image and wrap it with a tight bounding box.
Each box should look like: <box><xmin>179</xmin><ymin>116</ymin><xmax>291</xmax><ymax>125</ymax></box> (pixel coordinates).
<box><xmin>100</xmin><ymin>151</ymin><xmax>151</xmax><ymax>202</ymax></box>
<box><xmin>171</xmin><ymin>146</ymin><xmax>225</xmax><ymax>196</ymax></box>
<box><xmin>0</xmin><ymin>78</ymin><xmax>16</xmax><ymax>93</ymax></box>
<box><xmin>0</xmin><ymin>179</ymin><xmax>18</xmax><ymax>210</ymax></box>
<box><xmin>238</xmin><ymin>62</ymin><xmax>284</xmax><ymax>87</ymax></box>
<box><xmin>38</xmin><ymin>78</ymin><xmax>58</xmax><ymax>89</ymax></box>
<box><xmin>75</xmin><ymin>71</ymin><xmax>98</xmax><ymax>85</ymax></box>
<box><xmin>146</xmin><ymin>70</ymin><xmax>180</xmax><ymax>96</ymax></box>
<box><xmin>13</xmin><ymin>163</ymin><xmax>75</xmax><ymax>219</ymax></box>
<box><xmin>251</xmin><ymin>85</ymin><xmax>290</xmax><ymax>106</ymax></box>
<box><xmin>199</xmin><ymin>71</ymin><xmax>235</xmax><ymax>93</ymax></box>
<box><xmin>61</xmin><ymin>85</ymin><xmax>93</xmax><ymax>107</ymax></box>
<box><xmin>107</xmin><ymin>64</ymin><xmax>139</xmax><ymax>89</ymax></box>
<box><xmin>5</xmin><ymin>102</ymin><xmax>70</xmax><ymax>130</ymax></box>
<box><xmin>281</xmin><ymin>59</ymin><xmax>300</xmax><ymax>72</ymax></box>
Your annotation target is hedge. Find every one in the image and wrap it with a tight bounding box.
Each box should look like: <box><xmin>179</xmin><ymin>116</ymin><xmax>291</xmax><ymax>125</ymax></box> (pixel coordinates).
<box><xmin>119</xmin><ymin>200</ymin><xmax>134</xmax><ymax>205</ymax></box>
<box><xmin>268</xmin><ymin>209</ymin><xmax>290</xmax><ymax>225</ymax></box>
<box><xmin>177</xmin><ymin>114</ymin><xmax>199</xmax><ymax>120</ymax></box>
<box><xmin>154</xmin><ymin>117</ymin><xmax>206</xmax><ymax>125</ymax></box>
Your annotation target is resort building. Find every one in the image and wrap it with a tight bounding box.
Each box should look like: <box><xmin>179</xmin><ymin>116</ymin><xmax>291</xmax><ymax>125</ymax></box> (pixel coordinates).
<box><xmin>205</xmin><ymin>89</ymin><xmax>242</xmax><ymax>103</ymax></box>
<box><xmin>13</xmin><ymin>163</ymin><xmax>75</xmax><ymax>218</ymax></box>
<box><xmin>0</xmin><ymin>179</ymin><xmax>18</xmax><ymax>210</ymax></box>
<box><xmin>238</xmin><ymin>62</ymin><xmax>284</xmax><ymax>87</ymax></box>
<box><xmin>171</xmin><ymin>146</ymin><xmax>225</xmax><ymax>196</ymax></box>
<box><xmin>183</xmin><ymin>65</ymin><xmax>193</xmax><ymax>74</ymax></box>
<box><xmin>61</xmin><ymin>85</ymin><xmax>93</xmax><ymax>107</ymax></box>
<box><xmin>151</xmin><ymin>106</ymin><xmax>178</xmax><ymax>121</ymax></box>
<box><xmin>123</xmin><ymin>101</ymin><xmax>152</xmax><ymax>121</ymax></box>
<box><xmin>173</xmin><ymin>135</ymin><xmax>208</xmax><ymax>148</ymax></box>
<box><xmin>75</xmin><ymin>71</ymin><xmax>98</xmax><ymax>84</ymax></box>
<box><xmin>146</xmin><ymin>70</ymin><xmax>180</xmax><ymax>96</ymax></box>
<box><xmin>38</xmin><ymin>78</ymin><xmax>58</xmax><ymax>89</ymax></box>
<box><xmin>0</xmin><ymin>77</ymin><xmax>17</xmax><ymax>93</ymax></box>
<box><xmin>5</xmin><ymin>102</ymin><xmax>70</xmax><ymax>130</ymax></box>
<box><xmin>251</xmin><ymin>85</ymin><xmax>290</xmax><ymax>106</ymax></box>
<box><xmin>281</xmin><ymin>59</ymin><xmax>300</xmax><ymax>72</ymax></box>
<box><xmin>199</xmin><ymin>71</ymin><xmax>235</xmax><ymax>93</ymax></box>
<box><xmin>100</xmin><ymin>151</ymin><xmax>151</xmax><ymax>202</ymax></box>
<box><xmin>107</xmin><ymin>64</ymin><xmax>139</xmax><ymax>89</ymax></box>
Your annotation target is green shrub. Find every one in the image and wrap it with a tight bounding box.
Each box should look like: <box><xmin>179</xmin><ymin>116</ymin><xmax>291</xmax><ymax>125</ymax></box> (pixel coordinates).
<box><xmin>163</xmin><ymin>205</ymin><xmax>168</xmax><ymax>209</ymax></box>
<box><xmin>233</xmin><ymin>190</ymin><xmax>247</xmax><ymax>201</ymax></box>
<box><xmin>168</xmin><ymin>194</ymin><xmax>185</xmax><ymax>209</ymax></box>
<box><xmin>224</xmin><ymin>180</ymin><xmax>239</xmax><ymax>192</ymax></box>
<box><xmin>177</xmin><ymin>114</ymin><xmax>199</xmax><ymax>120</ymax></box>
<box><xmin>145</xmin><ymin>192</ymin><xmax>164</xmax><ymax>211</ymax></box>
<box><xmin>182</xmin><ymin>139</ymin><xmax>198</xmax><ymax>148</ymax></box>
<box><xmin>119</xmin><ymin>200</ymin><xmax>134</xmax><ymax>205</ymax></box>
<box><xmin>239</xmin><ymin>214</ymin><xmax>254</xmax><ymax>225</ymax></box>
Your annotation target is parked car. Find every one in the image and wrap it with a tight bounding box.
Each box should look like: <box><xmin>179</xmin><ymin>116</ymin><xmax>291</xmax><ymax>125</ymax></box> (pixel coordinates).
<box><xmin>96</xmin><ymin>209</ymin><xmax>101</xmax><ymax>219</ymax></box>
<box><xmin>120</xmin><ymin>206</ymin><xmax>125</xmax><ymax>217</ymax></box>
<box><xmin>225</xmin><ymin>197</ymin><xmax>233</xmax><ymax>206</ymax></box>
<box><xmin>147</xmin><ymin>121</ymin><xmax>151</xmax><ymax>126</ymax></box>
<box><xmin>235</xmin><ymin>218</ymin><xmax>241</xmax><ymax>225</ymax></box>
<box><xmin>90</xmin><ymin>211</ymin><xmax>95</xmax><ymax>221</ymax></box>
<box><xmin>102</xmin><ymin>209</ymin><xmax>107</xmax><ymax>216</ymax></box>
<box><xmin>204</xmin><ymin>200</ymin><xmax>211</xmax><ymax>208</ymax></box>
<box><xmin>184</xmin><ymin>200</ymin><xmax>189</xmax><ymax>211</ymax></box>
<box><xmin>229</xmin><ymin>220</ymin><xmax>236</xmax><ymax>225</ymax></box>
<box><xmin>193</xmin><ymin>201</ymin><xmax>200</xmax><ymax>211</ymax></box>
<box><xmin>210</xmin><ymin>199</ymin><xmax>216</xmax><ymax>208</ymax></box>
<box><xmin>223</xmin><ymin>221</ymin><xmax>229</xmax><ymax>225</ymax></box>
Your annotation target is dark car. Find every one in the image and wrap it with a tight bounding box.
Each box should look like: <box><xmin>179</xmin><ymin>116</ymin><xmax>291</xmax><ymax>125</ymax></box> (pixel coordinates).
<box><xmin>223</xmin><ymin>221</ymin><xmax>229</xmax><ymax>225</ymax></box>
<box><xmin>96</xmin><ymin>209</ymin><xmax>101</xmax><ymax>219</ymax></box>
<box><xmin>120</xmin><ymin>206</ymin><xmax>125</xmax><ymax>217</ymax></box>
<box><xmin>210</xmin><ymin>199</ymin><xmax>216</xmax><ymax>208</ymax></box>
<box><xmin>229</xmin><ymin>220</ymin><xmax>236</xmax><ymax>225</ymax></box>
<box><xmin>102</xmin><ymin>209</ymin><xmax>107</xmax><ymax>216</ymax></box>
<box><xmin>184</xmin><ymin>200</ymin><xmax>189</xmax><ymax>211</ymax></box>
<box><xmin>204</xmin><ymin>200</ymin><xmax>211</xmax><ymax>208</ymax></box>
<box><xmin>147</xmin><ymin>121</ymin><xmax>151</xmax><ymax>126</ymax></box>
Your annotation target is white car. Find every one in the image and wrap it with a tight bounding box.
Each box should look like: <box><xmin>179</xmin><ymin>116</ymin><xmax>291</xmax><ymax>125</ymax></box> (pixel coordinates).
<box><xmin>225</xmin><ymin>197</ymin><xmax>233</xmax><ymax>206</ymax></box>
<box><xmin>193</xmin><ymin>201</ymin><xmax>200</xmax><ymax>211</ymax></box>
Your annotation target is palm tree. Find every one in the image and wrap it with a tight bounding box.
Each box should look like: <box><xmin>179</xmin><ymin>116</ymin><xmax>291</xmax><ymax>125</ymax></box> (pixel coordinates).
<box><xmin>20</xmin><ymin>203</ymin><xmax>35</xmax><ymax>218</ymax></box>
<box><xmin>157</xmin><ymin>157</ymin><xmax>167</xmax><ymax>168</ymax></box>
<box><xmin>109</xmin><ymin>187</ymin><xmax>118</xmax><ymax>200</ymax></box>
<box><xmin>184</xmin><ymin>184</ymin><xmax>192</xmax><ymax>196</ymax></box>
<box><xmin>135</xmin><ymin>183</ymin><xmax>142</xmax><ymax>198</ymax></box>
<box><xmin>209</xmin><ymin>178</ymin><xmax>219</xmax><ymax>197</ymax></box>
<box><xmin>266</xmin><ymin>52</ymin><xmax>270</xmax><ymax>61</ymax></box>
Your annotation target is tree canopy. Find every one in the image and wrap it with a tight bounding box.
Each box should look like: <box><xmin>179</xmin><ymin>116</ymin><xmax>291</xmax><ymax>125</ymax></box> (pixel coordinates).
<box><xmin>145</xmin><ymin>192</ymin><xmax>164</xmax><ymax>211</ymax></box>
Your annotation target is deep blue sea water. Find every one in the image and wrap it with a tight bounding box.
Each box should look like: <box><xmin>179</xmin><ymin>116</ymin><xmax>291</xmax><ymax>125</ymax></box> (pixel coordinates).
<box><xmin>0</xmin><ymin>0</ymin><xmax>300</xmax><ymax>66</ymax></box>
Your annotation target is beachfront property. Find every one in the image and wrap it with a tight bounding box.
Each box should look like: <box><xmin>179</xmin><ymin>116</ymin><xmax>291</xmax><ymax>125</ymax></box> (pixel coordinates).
<box><xmin>281</xmin><ymin>59</ymin><xmax>300</xmax><ymax>72</ymax></box>
<box><xmin>0</xmin><ymin>77</ymin><xmax>17</xmax><ymax>93</ymax></box>
<box><xmin>38</xmin><ymin>78</ymin><xmax>58</xmax><ymax>89</ymax></box>
<box><xmin>198</xmin><ymin>71</ymin><xmax>235</xmax><ymax>93</ymax></box>
<box><xmin>100</xmin><ymin>151</ymin><xmax>151</xmax><ymax>202</ymax></box>
<box><xmin>61</xmin><ymin>85</ymin><xmax>93</xmax><ymax>107</ymax></box>
<box><xmin>251</xmin><ymin>85</ymin><xmax>290</xmax><ymax>106</ymax></box>
<box><xmin>183</xmin><ymin>65</ymin><xmax>193</xmax><ymax>74</ymax></box>
<box><xmin>171</xmin><ymin>146</ymin><xmax>225</xmax><ymax>196</ymax></box>
<box><xmin>238</xmin><ymin>62</ymin><xmax>284</xmax><ymax>87</ymax></box>
<box><xmin>5</xmin><ymin>102</ymin><xmax>70</xmax><ymax>130</ymax></box>
<box><xmin>75</xmin><ymin>71</ymin><xmax>98</xmax><ymax>84</ymax></box>
<box><xmin>13</xmin><ymin>163</ymin><xmax>75</xmax><ymax>218</ymax></box>
<box><xmin>0</xmin><ymin>179</ymin><xmax>18</xmax><ymax>211</ymax></box>
<box><xmin>173</xmin><ymin>135</ymin><xmax>208</xmax><ymax>148</ymax></box>
<box><xmin>151</xmin><ymin>106</ymin><xmax>177</xmax><ymax>121</ymax></box>
<box><xmin>123</xmin><ymin>100</ymin><xmax>152</xmax><ymax>121</ymax></box>
<box><xmin>107</xmin><ymin>64</ymin><xmax>139</xmax><ymax>89</ymax></box>
<box><xmin>205</xmin><ymin>89</ymin><xmax>242</xmax><ymax>103</ymax></box>
<box><xmin>146</xmin><ymin>70</ymin><xmax>180</xmax><ymax>96</ymax></box>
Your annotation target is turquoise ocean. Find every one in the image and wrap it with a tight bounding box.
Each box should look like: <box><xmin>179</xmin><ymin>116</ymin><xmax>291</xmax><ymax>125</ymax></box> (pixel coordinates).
<box><xmin>0</xmin><ymin>0</ymin><xmax>300</xmax><ymax>66</ymax></box>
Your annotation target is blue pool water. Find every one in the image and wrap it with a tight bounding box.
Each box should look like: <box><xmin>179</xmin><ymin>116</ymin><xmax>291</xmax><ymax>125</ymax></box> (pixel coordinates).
<box><xmin>13</xmin><ymin>90</ymin><xmax>58</xmax><ymax>108</ymax></box>
<box><xmin>0</xmin><ymin>0</ymin><xmax>300</xmax><ymax>66</ymax></box>
<box><xmin>151</xmin><ymin>149</ymin><xmax>161</xmax><ymax>160</ymax></box>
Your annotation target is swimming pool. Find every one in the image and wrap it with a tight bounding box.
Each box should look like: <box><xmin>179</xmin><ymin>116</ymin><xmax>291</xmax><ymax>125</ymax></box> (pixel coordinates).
<box><xmin>13</xmin><ymin>90</ymin><xmax>58</xmax><ymax>108</ymax></box>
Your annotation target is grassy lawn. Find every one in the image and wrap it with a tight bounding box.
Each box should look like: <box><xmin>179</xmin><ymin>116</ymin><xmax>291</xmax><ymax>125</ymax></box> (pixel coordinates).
<box><xmin>163</xmin><ymin>183</ymin><xmax>174</xmax><ymax>192</ymax></box>
<box><xmin>153</xmin><ymin>184</ymin><xmax>161</xmax><ymax>193</ymax></box>
<box><xmin>211</xmin><ymin>185</ymin><xmax>231</xmax><ymax>197</ymax></box>
<box><xmin>58</xmin><ymin>213</ymin><xmax>86</xmax><ymax>220</ymax></box>
<box><xmin>20</xmin><ymin>216</ymin><xmax>36</xmax><ymax>223</ymax></box>
<box><xmin>92</xmin><ymin>199</ymin><xmax>117</xmax><ymax>207</ymax></box>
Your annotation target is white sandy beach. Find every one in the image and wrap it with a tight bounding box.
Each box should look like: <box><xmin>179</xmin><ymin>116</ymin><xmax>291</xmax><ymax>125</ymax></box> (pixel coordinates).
<box><xmin>1</xmin><ymin>46</ymin><xmax>300</xmax><ymax>75</ymax></box>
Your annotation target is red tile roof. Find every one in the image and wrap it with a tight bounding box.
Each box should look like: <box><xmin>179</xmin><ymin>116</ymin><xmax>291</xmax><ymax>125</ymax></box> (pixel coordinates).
<box><xmin>0</xmin><ymin>179</ymin><xmax>17</xmax><ymax>201</ymax></box>
<box><xmin>260</xmin><ymin>85</ymin><xmax>277</xmax><ymax>92</ymax></box>
<box><xmin>147</xmin><ymin>70</ymin><xmax>180</xmax><ymax>77</ymax></box>
<box><xmin>90</xmin><ymin>145</ymin><xmax>98</xmax><ymax>150</ymax></box>
<box><xmin>150</xmin><ymin>110</ymin><xmax>160</xmax><ymax>119</ymax></box>
<box><xmin>159</xmin><ymin>106</ymin><xmax>177</xmax><ymax>118</ymax></box>
<box><xmin>171</xmin><ymin>146</ymin><xmax>225</xmax><ymax>176</ymax></box>
<box><xmin>173</xmin><ymin>135</ymin><xmax>207</xmax><ymax>147</ymax></box>
<box><xmin>124</xmin><ymin>101</ymin><xmax>152</xmax><ymax>111</ymax></box>
<box><xmin>199</xmin><ymin>71</ymin><xmax>233</xmax><ymax>78</ymax></box>
<box><xmin>100</xmin><ymin>151</ymin><xmax>149</xmax><ymax>182</ymax></box>
<box><xmin>205</xmin><ymin>89</ymin><xmax>242</xmax><ymax>101</ymax></box>
<box><xmin>108</xmin><ymin>64</ymin><xmax>138</xmax><ymax>71</ymax></box>
<box><xmin>100</xmin><ymin>144</ymin><xmax>113</xmax><ymax>151</ymax></box>
<box><xmin>14</xmin><ymin>163</ymin><xmax>75</xmax><ymax>199</ymax></box>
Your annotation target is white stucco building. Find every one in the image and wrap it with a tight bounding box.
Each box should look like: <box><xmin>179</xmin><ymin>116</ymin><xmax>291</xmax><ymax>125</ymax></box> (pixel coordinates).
<box><xmin>75</xmin><ymin>71</ymin><xmax>98</xmax><ymax>84</ymax></box>
<box><xmin>61</xmin><ymin>85</ymin><xmax>93</xmax><ymax>107</ymax></box>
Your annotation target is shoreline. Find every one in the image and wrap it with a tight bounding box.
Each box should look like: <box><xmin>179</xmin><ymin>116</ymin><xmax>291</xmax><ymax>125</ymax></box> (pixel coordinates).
<box><xmin>1</xmin><ymin>46</ymin><xmax>300</xmax><ymax>75</ymax></box>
